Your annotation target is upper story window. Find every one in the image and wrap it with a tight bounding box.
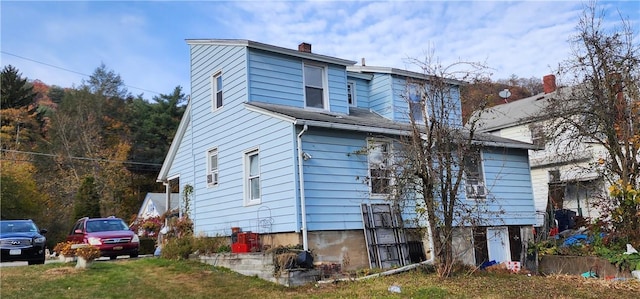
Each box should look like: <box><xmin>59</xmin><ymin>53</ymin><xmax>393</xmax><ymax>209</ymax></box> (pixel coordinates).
<box><xmin>368</xmin><ymin>140</ymin><xmax>392</xmax><ymax>196</ymax></box>
<box><xmin>347</xmin><ymin>81</ymin><xmax>356</xmax><ymax>106</ymax></box>
<box><xmin>207</xmin><ymin>148</ymin><xmax>219</xmax><ymax>187</ymax></box>
<box><xmin>212</xmin><ymin>71</ymin><xmax>223</xmax><ymax>111</ymax></box>
<box><xmin>244</xmin><ymin>147</ymin><xmax>261</xmax><ymax>205</ymax></box>
<box><xmin>408</xmin><ymin>83</ymin><xmax>424</xmax><ymax>123</ymax></box>
<box><xmin>304</xmin><ymin>64</ymin><xmax>327</xmax><ymax>109</ymax></box>
<box><xmin>464</xmin><ymin>149</ymin><xmax>486</xmax><ymax>199</ymax></box>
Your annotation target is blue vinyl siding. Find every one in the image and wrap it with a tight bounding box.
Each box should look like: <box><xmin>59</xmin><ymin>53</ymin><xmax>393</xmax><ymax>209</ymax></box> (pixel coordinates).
<box><xmin>368</xmin><ymin>74</ymin><xmax>394</xmax><ymax>118</ymax></box>
<box><xmin>327</xmin><ymin>65</ymin><xmax>349</xmax><ymax>114</ymax></box>
<box><xmin>447</xmin><ymin>87</ymin><xmax>463</xmax><ymax>127</ymax></box>
<box><xmin>169</xmin><ymin>41</ymin><xmax>536</xmax><ymax>239</ymax></box>
<box><xmin>172</xmin><ymin>44</ymin><xmax>301</xmax><ymax>237</ymax></box>
<box><xmin>392</xmin><ymin>75</ymin><xmax>411</xmax><ymax>122</ymax></box>
<box><xmin>300</xmin><ymin>129</ymin><xmax>389</xmax><ymax>230</ymax></box>
<box><xmin>247</xmin><ymin>49</ymin><xmax>304</xmax><ymax>107</ymax></box>
<box><xmin>247</xmin><ymin>49</ymin><xmax>350</xmax><ymax>113</ymax></box>
<box><xmin>473</xmin><ymin>147</ymin><xmax>537</xmax><ymax>226</ymax></box>
<box><xmin>390</xmin><ymin>76</ymin><xmax>463</xmax><ymax>126</ymax></box>
<box><xmin>350</xmin><ymin>77</ymin><xmax>370</xmax><ymax>108</ymax></box>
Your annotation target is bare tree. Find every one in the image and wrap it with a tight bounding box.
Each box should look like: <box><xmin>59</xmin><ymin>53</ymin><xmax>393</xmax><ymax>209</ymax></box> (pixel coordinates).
<box><xmin>545</xmin><ymin>2</ymin><xmax>640</xmax><ymax>242</ymax></box>
<box><xmin>379</xmin><ymin>53</ymin><xmax>495</xmax><ymax>277</ymax></box>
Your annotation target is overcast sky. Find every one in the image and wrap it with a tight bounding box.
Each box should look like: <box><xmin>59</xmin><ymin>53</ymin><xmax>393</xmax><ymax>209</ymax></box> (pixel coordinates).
<box><xmin>1</xmin><ymin>0</ymin><xmax>638</xmax><ymax>100</ymax></box>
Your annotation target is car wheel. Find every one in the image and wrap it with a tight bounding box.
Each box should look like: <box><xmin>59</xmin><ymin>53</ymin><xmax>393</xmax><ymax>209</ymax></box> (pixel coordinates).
<box><xmin>130</xmin><ymin>252</ymin><xmax>139</xmax><ymax>258</ymax></box>
<box><xmin>109</xmin><ymin>256</ymin><xmax>117</xmax><ymax>260</ymax></box>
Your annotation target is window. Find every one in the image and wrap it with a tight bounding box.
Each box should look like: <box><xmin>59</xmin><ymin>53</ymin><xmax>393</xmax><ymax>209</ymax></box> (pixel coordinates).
<box><xmin>368</xmin><ymin>140</ymin><xmax>391</xmax><ymax>195</ymax></box>
<box><xmin>347</xmin><ymin>81</ymin><xmax>356</xmax><ymax>106</ymax></box>
<box><xmin>207</xmin><ymin>148</ymin><xmax>219</xmax><ymax>187</ymax></box>
<box><xmin>212</xmin><ymin>71</ymin><xmax>223</xmax><ymax>110</ymax></box>
<box><xmin>409</xmin><ymin>83</ymin><xmax>424</xmax><ymax>122</ymax></box>
<box><xmin>244</xmin><ymin>148</ymin><xmax>260</xmax><ymax>204</ymax></box>
<box><xmin>464</xmin><ymin>149</ymin><xmax>486</xmax><ymax>199</ymax></box>
<box><xmin>304</xmin><ymin>64</ymin><xmax>326</xmax><ymax>109</ymax></box>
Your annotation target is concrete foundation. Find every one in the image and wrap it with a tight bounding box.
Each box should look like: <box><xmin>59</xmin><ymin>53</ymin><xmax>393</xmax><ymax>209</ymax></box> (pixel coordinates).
<box><xmin>538</xmin><ymin>255</ymin><xmax>632</xmax><ymax>278</ymax></box>
<box><xmin>307</xmin><ymin>230</ymin><xmax>369</xmax><ymax>270</ymax></box>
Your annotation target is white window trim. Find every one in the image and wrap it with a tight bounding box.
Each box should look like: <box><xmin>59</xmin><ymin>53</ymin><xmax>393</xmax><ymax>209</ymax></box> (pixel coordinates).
<box><xmin>347</xmin><ymin>81</ymin><xmax>356</xmax><ymax>107</ymax></box>
<box><xmin>211</xmin><ymin>70</ymin><xmax>223</xmax><ymax>112</ymax></box>
<box><xmin>464</xmin><ymin>150</ymin><xmax>487</xmax><ymax>200</ymax></box>
<box><xmin>206</xmin><ymin>147</ymin><xmax>219</xmax><ymax>187</ymax></box>
<box><xmin>367</xmin><ymin>139</ymin><xmax>393</xmax><ymax>197</ymax></box>
<box><xmin>408</xmin><ymin>83</ymin><xmax>425</xmax><ymax>124</ymax></box>
<box><xmin>243</xmin><ymin>146</ymin><xmax>261</xmax><ymax>206</ymax></box>
<box><xmin>302</xmin><ymin>62</ymin><xmax>329</xmax><ymax>110</ymax></box>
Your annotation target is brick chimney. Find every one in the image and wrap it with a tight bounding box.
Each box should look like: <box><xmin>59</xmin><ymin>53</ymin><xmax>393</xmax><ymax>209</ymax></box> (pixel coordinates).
<box><xmin>543</xmin><ymin>74</ymin><xmax>556</xmax><ymax>94</ymax></box>
<box><xmin>298</xmin><ymin>42</ymin><xmax>311</xmax><ymax>53</ymax></box>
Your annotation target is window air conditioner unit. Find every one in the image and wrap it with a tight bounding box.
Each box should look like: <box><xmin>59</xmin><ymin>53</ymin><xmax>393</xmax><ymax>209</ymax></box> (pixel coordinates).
<box><xmin>207</xmin><ymin>173</ymin><xmax>218</xmax><ymax>185</ymax></box>
<box><xmin>466</xmin><ymin>184</ymin><xmax>486</xmax><ymax>197</ymax></box>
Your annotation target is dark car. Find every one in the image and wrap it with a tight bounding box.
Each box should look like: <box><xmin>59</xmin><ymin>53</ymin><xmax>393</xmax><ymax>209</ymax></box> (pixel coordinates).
<box><xmin>66</xmin><ymin>217</ymin><xmax>139</xmax><ymax>259</ymax></box>
<box><xmin>0</xmin><ymin>219</ymin><xmax>47</xmax><ymax>265</ymax></box>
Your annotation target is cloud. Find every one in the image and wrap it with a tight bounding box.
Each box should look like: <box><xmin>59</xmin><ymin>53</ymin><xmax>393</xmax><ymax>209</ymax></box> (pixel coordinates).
<box><xmin>1</xmin><ymin>1</ymin><xmax>637</xmax><ymax>99</ymax></box>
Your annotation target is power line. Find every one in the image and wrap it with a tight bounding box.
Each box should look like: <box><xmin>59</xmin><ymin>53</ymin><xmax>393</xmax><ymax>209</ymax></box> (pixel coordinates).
<box><xmin>0</xmin><ymin>149</ymin><xmax>162</xmax><ymax>166</ymax></box>
<box><xmin>1</xmin><ymin>50</ymin><xmax>162</xmax><ymax>95</ymax></box>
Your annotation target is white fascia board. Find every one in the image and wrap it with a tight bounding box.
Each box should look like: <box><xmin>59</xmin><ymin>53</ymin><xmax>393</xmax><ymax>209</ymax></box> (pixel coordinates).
<box><xmin>244</xmin><ymin>103</ymin><xmax>297</xmax><ymax>123</ymax></box>
<box><xmin>157</xmin><ymin>101</ymin><xmax>191</xmax><ymax>182</ymax></box>
<box><xmin>186</xmin><ymin>39</ymin><xmax>356</xmax><ymax>66</ymax></box>
<box><xmin>347</xmin><ymin>66</ymin><xmax>466</xmax><ymax>86</ymax></box>
<box><xmin>245</xmin><ymin>103</ymin><xmax>410</xmax><ymax>136</ymax></box>
<box><xmin>295</xmin><ymin>119</ymin><xmax>411</xmax><ymax>136</ymax></box>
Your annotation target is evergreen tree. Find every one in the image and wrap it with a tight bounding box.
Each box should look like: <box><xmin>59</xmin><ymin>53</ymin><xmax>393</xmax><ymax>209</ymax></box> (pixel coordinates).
<box><xmin>1</xmin><ymin>65</ymin><xmax>36</xmax><ymax>109</ymax></box>
<box><xmin>73</xmin><ymin>176</ymin><xmax>101</xmax><ymax>219</ymax></box>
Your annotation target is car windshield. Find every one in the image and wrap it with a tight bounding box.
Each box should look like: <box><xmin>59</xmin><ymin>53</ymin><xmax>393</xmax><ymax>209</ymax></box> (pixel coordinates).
<box><xmin>0</xmin><ymin>221</ymin><xmax>38</xmax><ymax>233</ymax></box>
<box><xmin>86</xmin><ymin>219</ymin><xmax>129</xmax><ymax>232</ymax></box>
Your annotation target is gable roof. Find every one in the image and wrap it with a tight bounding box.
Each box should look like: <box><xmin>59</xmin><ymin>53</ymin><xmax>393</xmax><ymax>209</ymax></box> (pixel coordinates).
<box><xmin>470</xmin><ymin>87</ymin><xmax>570</xmax><ymax>132</ymax></box>
<box><xmin>137</xmin><ymin>193</ymin><xmax>180</xmax><ymax>218</ymax></box>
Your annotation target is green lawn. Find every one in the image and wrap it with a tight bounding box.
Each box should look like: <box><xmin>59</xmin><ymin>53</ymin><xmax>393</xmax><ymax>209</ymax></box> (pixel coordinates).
<box><xmin>1</xmin><ymin>258</ymin><xmax>639</xmax><ymax>299</ymax></box>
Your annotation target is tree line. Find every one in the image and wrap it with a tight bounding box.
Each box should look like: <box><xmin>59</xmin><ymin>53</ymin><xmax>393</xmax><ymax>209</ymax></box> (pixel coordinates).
<box><xmin>1</xmin><ymin>63</ymin><xmax>186</xmax><ymax>246</ymax></box>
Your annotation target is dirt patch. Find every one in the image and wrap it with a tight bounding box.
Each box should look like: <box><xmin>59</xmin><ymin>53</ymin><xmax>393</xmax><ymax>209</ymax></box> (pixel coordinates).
<box><xmin>549</xmin><ymin>274</ymin><xmax>640</xmax><ymax>291</ymax></box>
<box><xmin>44</xmin><ymin>267</ymin><xmax>84</xmax><ymax>276</ymax></box>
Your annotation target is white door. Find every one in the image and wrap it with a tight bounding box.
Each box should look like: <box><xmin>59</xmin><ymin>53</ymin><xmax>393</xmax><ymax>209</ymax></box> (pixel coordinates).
<box><xmin>486</xmin><ymin>227</ymin><xmax>511</xmax><ymax>263</ymax></box>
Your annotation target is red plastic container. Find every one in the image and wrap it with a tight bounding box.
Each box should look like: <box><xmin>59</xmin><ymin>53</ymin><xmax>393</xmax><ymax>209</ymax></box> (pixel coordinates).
<box><xmin>231</xmin><ymin>232</ymin><xmax>260</xmax><ymax>253</ymax></box>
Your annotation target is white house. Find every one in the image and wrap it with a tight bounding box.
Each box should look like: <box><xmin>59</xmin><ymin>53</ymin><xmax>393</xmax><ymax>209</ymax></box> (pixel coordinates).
<box><xmin>471</xmin><ymin>75</ymin><xmax>608</xmax><ymax>230</ymax></box>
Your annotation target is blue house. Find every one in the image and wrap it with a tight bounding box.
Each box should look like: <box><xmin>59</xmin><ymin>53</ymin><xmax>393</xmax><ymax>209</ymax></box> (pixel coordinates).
<box><xmin>157</xmin><ymin>40</ymin><xmax>538</xmax><ymax>270</ymax></box>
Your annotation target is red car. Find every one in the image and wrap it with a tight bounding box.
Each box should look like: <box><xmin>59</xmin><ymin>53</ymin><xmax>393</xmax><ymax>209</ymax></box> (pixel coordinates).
<box><xmin>66</xmin><ymin>217</ymin><xmax>139</xmax><ymax>259</ymax></box>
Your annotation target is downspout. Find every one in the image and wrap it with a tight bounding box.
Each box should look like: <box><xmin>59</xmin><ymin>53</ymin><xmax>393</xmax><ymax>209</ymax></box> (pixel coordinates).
<box><xmin>163</xmin><ymin>181</ymin><xmax>170</xmax><ymax>227</ymax></box>
<box><xmin>297</xmin><ymin>124</ymin><xmax>309</xmax><ymax>251</ymax></box>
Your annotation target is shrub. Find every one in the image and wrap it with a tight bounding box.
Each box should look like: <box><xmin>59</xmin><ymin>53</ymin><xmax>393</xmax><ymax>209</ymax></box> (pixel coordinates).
<box><xmin>162</xmin><ymin>235</ymin><xmax>194</xmax><ymax>260</ymax></box>
<box><xmin>54</xmin><ymin>241</ymin><xmax>80</xmax><ymax>257</ymax></box>
<box><xmin>130</xmin><ymin>216</ymin><xmax>163</xmax><ymax>238</ymax></box>
<box><xmin>193</xmin><ymin>236</ymin><xmax>230</xmax><ymax>255</ymax></box>
<box><xmin>75</xmin><ymin>245</ymin><xmax>101</xmax><ymax>261</ymax></box>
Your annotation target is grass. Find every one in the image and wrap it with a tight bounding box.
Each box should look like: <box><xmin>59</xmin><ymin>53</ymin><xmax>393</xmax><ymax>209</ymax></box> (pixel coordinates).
<box><xmin>1</xmin><ymin>258</ymin><xmax>639</xmax><ymax>299</ymax></box>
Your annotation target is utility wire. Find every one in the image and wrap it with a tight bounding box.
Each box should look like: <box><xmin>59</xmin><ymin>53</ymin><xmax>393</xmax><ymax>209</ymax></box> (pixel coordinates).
<box><xmin>1</xmin><ymin>50</ymin><xmax>162</xmax><ymax>95</ymax></box>
<box><xmin>1</xmin><ymin>149</ymin><xmax>162</xmax><ymax>166</ymax></box>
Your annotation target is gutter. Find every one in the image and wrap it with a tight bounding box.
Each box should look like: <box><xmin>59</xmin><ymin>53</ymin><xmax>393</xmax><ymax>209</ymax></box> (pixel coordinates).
<box><xmin>297</xmin><ymin>124</ymin><xmax>309</xmax><ymax>251</ymax></box>
<box><xmin>163</xmin><ymin>181</ymin><xmax>171</xmax><ymax>227</ymax></box>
